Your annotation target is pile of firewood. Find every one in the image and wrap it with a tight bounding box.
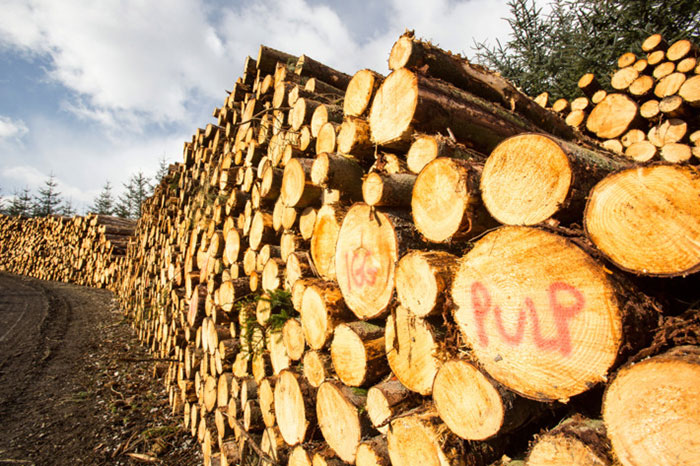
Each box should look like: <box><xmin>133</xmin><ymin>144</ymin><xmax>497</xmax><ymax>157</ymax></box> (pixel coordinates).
<box><xmin>539</xmin><ymin>33</ymin><xmax>700</xmax><ymax>164</ymax></box>
<box><xmin>1</xmin><ymin>30</ymin><xmax>699</xmax><ymax>466</ymax></box>
<box><xmin>0</xmin><ymin>213</ymin><xmax>135</xmax><ymax>287</ymax></box>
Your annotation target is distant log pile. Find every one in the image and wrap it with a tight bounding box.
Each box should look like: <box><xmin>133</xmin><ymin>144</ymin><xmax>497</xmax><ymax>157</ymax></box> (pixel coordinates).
<box><xmin>2</xmin><ymin>30</ymin><xmax>700</xmax><ymax>466</ymax></box>
<box><xmin>539</xmin><ymin>34</ymin><xmax>700</xmax><ymax>164</ymax></box>
<box><xmin>0</xmin><ymin>213</ymin><xmax>135</xmax><ymax>287</ymax></box>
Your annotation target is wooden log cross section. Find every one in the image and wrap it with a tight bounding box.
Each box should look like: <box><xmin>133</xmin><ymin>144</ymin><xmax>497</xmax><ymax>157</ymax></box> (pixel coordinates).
<box><xmin>1</xmin><ymin>31</ymin><xmax>700</xmax><ymax>466</ymax></box>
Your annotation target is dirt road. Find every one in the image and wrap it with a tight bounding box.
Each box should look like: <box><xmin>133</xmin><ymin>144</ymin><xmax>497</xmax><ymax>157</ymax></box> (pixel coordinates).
<box><xmin>0</xmin><ymin>272</ymin><xmax>200</xmax><ymax>465</ymax></box>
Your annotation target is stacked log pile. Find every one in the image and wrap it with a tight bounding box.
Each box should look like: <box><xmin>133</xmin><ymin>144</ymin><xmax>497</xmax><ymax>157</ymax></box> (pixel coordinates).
<box><xmin>540</xmin><ymin>33</ymin><xmax>700</xmax><ymax>164</ymax></box>
<box><xmin>0</xmin><ymin>213</ymin><xmax>135</xmax><ymax>287</ymax></box>
<box><xmin>1</xmin><ymin>30</ymin><xmax>699</xmax><ymax>466</ymax></box>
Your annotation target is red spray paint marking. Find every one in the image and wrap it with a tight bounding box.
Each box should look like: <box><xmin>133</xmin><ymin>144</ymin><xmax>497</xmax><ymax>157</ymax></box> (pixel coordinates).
<box><xmin>470</xmin><ymin>281</ymin><xmax>585</xmax><ymax>357</ymax></box>
<box><xmin>345</xmin><ymin>248</ymin><xmax>378</xmax><ymax>292</ymax></box>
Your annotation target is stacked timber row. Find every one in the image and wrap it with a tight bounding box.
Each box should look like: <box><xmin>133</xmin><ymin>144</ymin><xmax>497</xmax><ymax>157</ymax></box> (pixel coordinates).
<box><xmin>0</xmin><ymin>30</ymin><xmax>698</xmax><ymax>466</ymax></box>
<box><xmin>540</xmin><ymin>33</ymin><xmax>700</xmax><ymax>163</ymax></box>
<box><xmin>110</xmin><ymin>30</ymin><xmax>700</xmax><ymax>466</ymax></box>
<box><xmin>0</xmin><ymin>213</ymin><xmax>135</xmax><ymax>287</ymax></box>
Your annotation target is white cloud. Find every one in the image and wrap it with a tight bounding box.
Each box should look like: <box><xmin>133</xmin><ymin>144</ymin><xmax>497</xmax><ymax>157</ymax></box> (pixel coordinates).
<box><xmin>0</xmin><ymin>116</ymin><xmax>28</xmax><ymax>141</ymax></box>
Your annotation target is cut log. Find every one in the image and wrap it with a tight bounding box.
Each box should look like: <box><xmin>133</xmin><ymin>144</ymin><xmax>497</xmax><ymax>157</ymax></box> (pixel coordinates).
<box><xmin>385</xmin><ymin>305</ymin><xmax>442</xmax><ymax>395</ymax></box>
<box><xmin>654</xmin><ymin>72</ymin><xmax>686</xmax><ymax>98</ymax></box>
<box><xmin>282</xmin><ymin>318</ymin><xmax>305</xmax><ymax>361</ymax></box>
<box><xmin>679</xmin><ymin>75</ymin><xmax>700</xmax><ymax>106</ymax></box>
<box><xmin>295</xmin><ymin>54</ymin><xmax>352</xmax><ymax>90</ymax></box>
<box><xmin>432</xmin><ymin>358</ymin><xmax>540</xmax><ymax>440</ymax></box>
<box><xmin>302</xmin><ymin>349</ymin><xmax>332</xmax><ymax>388</ymax></box>
<box><xmin>366</xmin><ymin>377</ymin><xmax>417</xmax><ymax>434</ymax></box>
<box><xmin>362</xmin><ymin>172</ymin><xmax>416</xmax><ymax>208</ymax></box>
<box><xmin>330</xmin><ymin>321</ymin><xmax>388</xmax><ymax>386</ymax></box>
<box><xmin>395</xmin><ymin>250</ymin><xmax>458</xmax><ymax>317</ymax></box>
<box><xmin>281</xmin><ymin>158</ymin><xmax>322</xmax><ymax>208</ymax></box>
<box><xmin>336</xmin><ymin>117</ymin><xmax>374</xmax><ymax>160</ymax></box>
<box><xmin>451</xmin><ymin>226</ymin><xmax>656</xmax><ymax>402</ymax></box>
<box><xmin>584</xmin><ymin>164</ymin><xmax>700</xmax><ymax>276</ymax></box>
<box><xmin>289</xmin><ymin>445</ymin><xmax>312</xmax><ymax>466</ymax></box>
<box><xmin>310</xmin><ymin>152</ymin><xmax>364</xmax><ymax>200</ymax></box>
<box><xmin>526</xmin><ymin>415</ymin><xmax>612</xmax><ymax>466</ymax></box>
<box><xmin>304</xmin><ymin>77</ymin><xmax>344</xmax><ymax>98</ymax></box>
<box><xmin>316</xmin><ymin>380</ymin><xmax>369</xmax><ymax>463</ymax></box>
<box><xmin>387</xmin><ymin>33</ymin><xmax>575</xmax><ymax>140</ymax></box>
<box><xmin>344</xmin><ymin>69</ymin><xmax>384</xmax><ymax>117</ymax></box>
<box><xmin>335</xmin><ymin>204</ymin><xmax>418</xmax><ymax>320</ymax></box>
<box><xmin>660</xmin><ymin>142</ymin><xmax>692</xmax><ymax>162</ymax></box>
<box><xmin>480</xmin><ymin>133</ymin><xmax>625</xmax><ymax>226</ymax></box>
<box><xmin>603</xmin><ymin>346</ymin><xmax>700</xmax><ymax>466</ymax></box>
<box><xmin>356</xmin><ymin>436</ymin><xmax>391</xmax><ymax>466</ymax></box>
<box><xmin>412</xmin><ymin>157</ymin><xmax>493</xmax><ymax>241</ymax></box>
<box><xmin>290</xmin><ymin>98</ymin><xmax>324</xmax><ymax>131</ymax></box>
<box><xmin>311</xmin><ymin>104</ymin><xmax>343</xmax><ymax>138</ymax></box>
<box><xmin>369</xmin><ymin>68</ymin><xmax>537</xmax><ymax>151</ymax></box>
<box><xmin>309</xmin><ymin>204</ymin><xmax>348</xmax><ymax>281</ymax></box>
<box><xmin>624</xmin><ymin>141</ymin><xmax>657</xmax><ymax>162</ymax></box>
<box><xmin>406</xmin><ymin>133</ymin><xmax>485</xmax><ymax>175</ymax></box>
<box><xmin>387</xmin><ymin>405</ymin><xmax>478</xmax><ymax>466</ymax></box>
<box><xmin>666</xmin><ymin>38</ymin><xmax>697</xmax><ymax>62</ymax></box>
<box><xmin>315</xmin><ymin>121</ymin><xmax>339</xmax><ymax>155</ymax></box>
<box><xmin>258</xmin><ymin>376</ymin><xmax>277</xmax><ymax>428</ymax></box>
<box><xmin>274</xmin><ymin>369</ymin><xmax>315</xmax><ymax>446</ymax></box>
<box><xmin>258</xmin><ymin>45</ymin><xmax>297</xmax><ymax>74</ymax></box>
<box><xmin>652</xmin><ymin>61</ymin><xmax>675</xmax><ymax>80</ymax></box>
<box><xmin>641</xmin><ymin>33</ymin><xmax>667</xmax><ymax>53</ymax></box>
<box><xmin>628</xmin><ymin>75</ymin><xmax>655</xmax><ymax>97</ymax></box>
<box><xmin>586</xmin><ymin>94</ymin><xmax>640</xmax><ymax>139</ymax></box>
<box><xmin>300</xmin><ymin>280</ymin><xmax>352</xmax><ymax>350</ymax></box>
<box><xmin>578</xmin><ymin>73</ymin><xmax>601</xmax><ymax>99</ymax></box>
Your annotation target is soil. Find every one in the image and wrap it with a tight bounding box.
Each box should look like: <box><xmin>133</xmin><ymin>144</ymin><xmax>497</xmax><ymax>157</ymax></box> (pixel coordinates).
<box><xmin>0</xmin><ymin>272</ymin><xmax>202</xmax><ymax>466</ymax></box>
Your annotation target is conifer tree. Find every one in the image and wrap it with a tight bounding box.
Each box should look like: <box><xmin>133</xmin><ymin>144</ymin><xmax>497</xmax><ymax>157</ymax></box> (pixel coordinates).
<box><xmin>32</xmin><ymin>174</ymin><xmax>63</xmax><ymax>217</ymax></box>
<box><xmin>90</xmin><ymin>181</ymin><xmax>115</xmax><ymax>216</ymax></box>
<box><xmin>7</xmin><ymin>187</ymin><xmax>34</xmax><ymax>217</ymax></box>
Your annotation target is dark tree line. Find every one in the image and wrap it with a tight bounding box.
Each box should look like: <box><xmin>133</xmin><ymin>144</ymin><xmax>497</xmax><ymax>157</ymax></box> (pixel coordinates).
<box><xmin>474</xmin><ymin>0</ymin><xmax>700</xmax><ymax>100</ymax></box>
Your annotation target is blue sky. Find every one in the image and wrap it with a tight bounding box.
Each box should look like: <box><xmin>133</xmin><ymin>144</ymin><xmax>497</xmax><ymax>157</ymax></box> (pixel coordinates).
<box><xmin>0</xmin><ymin>0</ymin><xmax>514</xmax><ymax>212</ymax></box>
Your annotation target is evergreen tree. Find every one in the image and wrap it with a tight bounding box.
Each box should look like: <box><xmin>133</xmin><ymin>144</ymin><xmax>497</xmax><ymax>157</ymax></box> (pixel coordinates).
<box><xmin>7</xmin><ymin>187</ymin><xmax>33</xmax><ymax>217</ymax></box>
<box><xmin>474</xmin><ymin>0</ymin><xmax>700</xmax><ymax>99</ymax></box>
<box><xmin>0</xmin><ymin>187</ymin><xmax>4</xmax><ymax>215</ymax></box>
<box><xmin>90</xmin><ymin>181</ymin><xmax>115</xmax><ymax>215</ymax></box>
<box><xmin>115</xmin><ymin>172</ymin><xmax>152</xmax><ymax>218</ymax></box>
<box><xmin>61</xmin><ymin>198</ymin><xmax>76</xmax><ymax>216</ymax></box>
<box><xmin>155</xmin><ymin>154</ymin><xmax>171</xmax><ymax>185</ymax></box>
<box><xmin>32</xmin><ymin>174</ymin><xmax>63</xmax><ymax>217</ymax></box>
